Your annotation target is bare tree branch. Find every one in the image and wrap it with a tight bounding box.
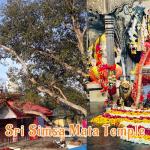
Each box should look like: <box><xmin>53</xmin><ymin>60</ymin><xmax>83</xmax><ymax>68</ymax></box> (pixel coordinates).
<box><xmin>37</xmin><ymin>50</ymin><xmax>87</xmax><ymax>77</ymax></box>
<box><xmin>53</xmin><ymin>85</ymin><xmax>67</xmax><ymax>101</ymax></box>
<box><xmin>30</xmin><ymin>78</ymin><xmax>87</xmax><ymax>115</ymax></box>
<box><xmin>83</xmin><ymin>26</ymin><xmax>87</xmax><ymax>36</ymax></box>
<box><xmin>71</xmin><ymin>15</ymin><xmax>85</xmax><ymax>55</ymax></box>
<box><xmin>0</xmin><ymin>44</ymin><xmax>87</xmax><ymax>115</ymax></box>
<box><xmin>0</xmin><ymin>45</ymin><xmax>28</xmax><ymax>74</ymax></box>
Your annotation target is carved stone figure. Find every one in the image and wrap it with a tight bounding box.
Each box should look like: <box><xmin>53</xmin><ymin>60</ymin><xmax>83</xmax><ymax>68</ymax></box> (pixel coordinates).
<box><xmin>119</xmin><ymin>80</ymin><xmax>134</xmax><ymax>107</ymax></box>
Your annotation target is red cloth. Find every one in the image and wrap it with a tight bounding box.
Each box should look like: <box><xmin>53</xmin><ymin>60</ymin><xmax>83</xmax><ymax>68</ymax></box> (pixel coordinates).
<box><xmin>29</xmin><ymin>117</ymin><xmax>38</xmax><ymax>140</ymax></box>
<box><xmin>96</xmin><ymin>44</ymin><xmax>101</xmax><ymax>53</ymax></box>
<box><xmin>107</xmin><ymin>64</ymin><xmax>116</xmax><ymax>71</ymax></box>
<box><xmin>108</xmin><ymin>86</ymin><xmax>116</xmax><ymax>96</ymax></box>
<box><xmin>144</xmin><ymin>42</ymin><xmax>150</xmax><ymax>48</ymax></box>
<box><xmin>144</xmin><ymin>50</ymin><xmax>150</xmax><ymax>66</ymax></box>
<box><xmin>81</xmin><ymin>119</ymin><xmax>87</xmax><ymax>128</ymax></box>
<box><xmin>108</xmin><ymin>86</ymin><xmax>117</xmax><ymax>95</ymax></box>
<box><xmin>147</xmin><ymin>92</ymin><xmax>150</xmax><ymax>100</ymax></box>
<box><xmin>96</xmin><ymin>61</ymin><xmax>102</xmax><ymax>66</ymax></box>
<box><xmin>98</xmin><ymin>64</ymin><xmax>116</xmax><ymax>71</ymax></box>
<box><xmin>140</xmin><ymin>95</ymin><xmax>144</xmax><ymax>102</ymax></box>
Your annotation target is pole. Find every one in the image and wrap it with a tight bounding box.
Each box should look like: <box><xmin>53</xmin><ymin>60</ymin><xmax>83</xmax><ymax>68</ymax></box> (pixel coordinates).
<box><xmin>105</xmin><ymin>15</ymin><xmax>115</xmax><ymax>65</ymax></box>
<box><xmin>105</xmin><ymin>15</ymin><xmax>117</xmax><ymax>103</ymax></box>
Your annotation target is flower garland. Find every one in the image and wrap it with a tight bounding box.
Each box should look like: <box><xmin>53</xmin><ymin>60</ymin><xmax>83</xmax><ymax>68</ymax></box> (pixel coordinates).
<box><xmin>91</xmin><ymin>109</ymin><xmax>150</xmax><ymax>144</ymax></box>
<box><xmin>91</xmin><ymin>115</ymin><xmax>150</xmax><ymax>129</ymax></box>
<box><xmin>88</xmin><ymin>33</ymin><xmax>123</xmax><ymax>94</ymax></box>
<box><xmin>91</xmin><ymin>109</ymin><xmax>150</xmax><ymax>126</ymax></box>
<box><xmin>108</xmin><ymin>109</ymin><xmax>150</xmax><ymax>115</ymax></box>
<box><xmin>131</xmin><ymin>49</ymin><xmax>150</xmax><ymax>104</ymax></box>
<box><xmin>88</xmin><ymin>36</ymin><xmax>118</xmax><ymax>93</ymax></box>
<box><xmin>121</xmin><ymin>135</ymin><xmax>150</xmax><ymax>145</ymax></box>
<box><xmin>120</xmin><ymin>123</ymin><xmax>150</xmax><ymax>144</ymax></box>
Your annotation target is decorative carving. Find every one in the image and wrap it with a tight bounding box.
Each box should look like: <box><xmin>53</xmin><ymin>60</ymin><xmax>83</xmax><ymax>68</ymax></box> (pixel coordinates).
<box><xmin>87</xmin><ymin>0</ymin><xmax>137</xmax><ymax>14</ymax></box>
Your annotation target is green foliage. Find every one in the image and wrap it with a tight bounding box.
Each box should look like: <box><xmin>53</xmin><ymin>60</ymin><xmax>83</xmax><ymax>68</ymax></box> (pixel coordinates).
<box><xmin>39</xmin><ymin>98</ymin><xmax>57</xmax><ymax>110</ymax></box>
<box><xmin>58</xmin><ymin>84</ymin><xmax>87</xmax><ymax>108</ymax></box>
<box><xmin>0</xmin><ymin>0</ymin><xmax>87</xmax><ymax>110</ymax></box>
<box><xmin>22</xmin><ymin>88</ymin><xmax>41</xmax><ymax>104</ymax></box>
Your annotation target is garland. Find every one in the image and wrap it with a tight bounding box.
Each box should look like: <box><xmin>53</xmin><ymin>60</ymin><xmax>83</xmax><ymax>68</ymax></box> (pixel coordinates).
<box><xmin>131</xmin><ymin>49</ymin><xmax>150</xmax><ymax>105</ymax></box>
<box><xmin>88</xmin><ymin>34</ymin><xmax>122</xmax><ymax>94</ymax></box>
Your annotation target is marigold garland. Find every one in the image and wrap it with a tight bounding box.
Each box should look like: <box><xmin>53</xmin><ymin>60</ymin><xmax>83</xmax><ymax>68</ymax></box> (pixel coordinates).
<box><xmin>90</xmin><ymin>108</ymin><xmax>150</xmax><ymax>144</ymax></box>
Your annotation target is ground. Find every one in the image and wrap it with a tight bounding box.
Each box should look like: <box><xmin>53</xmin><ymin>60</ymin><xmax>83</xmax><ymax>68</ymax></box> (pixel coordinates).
<box><xmin>0</xmin><ymin>137</ymin><xmax>86</xmax><ymax>150</ymax></box>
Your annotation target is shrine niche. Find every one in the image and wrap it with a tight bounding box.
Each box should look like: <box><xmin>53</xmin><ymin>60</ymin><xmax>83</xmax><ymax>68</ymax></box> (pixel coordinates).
<box><xmin>89</xmin><ymin>0</ymin><xmax>150</xmax><ymax>145</ymax></box>
<box><xmin>87</xmin><ymin>0</ymin><xmax>150</xmax><ymax>104</ymax></box>
<box><xmin>87</xmin><ymin>0</ymin><xmax>136</xmax><ymax>14</ymax></box>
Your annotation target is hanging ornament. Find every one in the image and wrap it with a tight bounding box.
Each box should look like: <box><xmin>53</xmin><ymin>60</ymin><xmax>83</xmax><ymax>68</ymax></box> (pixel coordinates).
<box><xmin>127</xmin><ymin>6</ymin><xmax>145</xmax><ymax>62</ymax></box>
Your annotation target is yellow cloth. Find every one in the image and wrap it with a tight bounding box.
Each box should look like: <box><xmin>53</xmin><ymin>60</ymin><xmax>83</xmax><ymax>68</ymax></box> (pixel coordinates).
<box><xmin>91</xmin><ymin>66</ymin><xmax>99</xmax><ymax>78</ymax></box>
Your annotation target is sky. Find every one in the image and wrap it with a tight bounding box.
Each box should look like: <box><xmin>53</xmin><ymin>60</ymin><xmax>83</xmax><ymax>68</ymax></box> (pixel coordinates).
<box><xmin>0</xmin><ymin>0</ymin><xmax>5</xmax><ymax>5</ymax></box>
<box><xmin>0</xmin><ymin>0</ymin><xmax>6</xmax><ymax>13</ymax></box>
<box><xmin>0</xmin><ymin>58</ymin><xmax>21</xmax><ymax>82</ymax></box>
<box><xmin>0</xmin><ymin>0</ymin><xmax>11</xmax><ymax>83</ymax></box>
<box><xmin>0</xmin><ymin>64</ymin><xmax>8</xmax><ymax>82</ymax></box>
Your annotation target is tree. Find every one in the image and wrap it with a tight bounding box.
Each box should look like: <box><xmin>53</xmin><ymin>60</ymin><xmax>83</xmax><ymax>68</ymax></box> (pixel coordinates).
<box><xmin>0</xmin><ymin>0</ymin><xmax>87</xmax><ymax>115</ymax></box>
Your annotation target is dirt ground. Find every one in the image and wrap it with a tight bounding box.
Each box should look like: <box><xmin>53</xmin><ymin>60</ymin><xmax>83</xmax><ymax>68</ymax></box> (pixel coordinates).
<box><xmin>1</xmin><ymin>137</ymin><xmax>86</xmax><ymax>150</ymax></box>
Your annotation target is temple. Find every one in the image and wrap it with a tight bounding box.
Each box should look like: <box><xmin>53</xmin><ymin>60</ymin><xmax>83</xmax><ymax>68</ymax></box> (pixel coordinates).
<box><xmin>88</xmin><ymin>0</ymin><xmax>150</xmax><ymax>145</ymax></box>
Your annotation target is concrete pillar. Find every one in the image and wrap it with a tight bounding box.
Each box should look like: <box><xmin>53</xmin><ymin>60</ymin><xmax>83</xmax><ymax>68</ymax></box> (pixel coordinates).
<box><xmin>105</xmin><ymin>15</ymin><xmax>115</xmax><ymax>65</ymax></box>
<box><xmin>86</xmin><ymin>82</ymin><xmax>107</xmax><ymax>114</ymax></box>
<box><xmin>105</xmin><ymin>15</ymin><xmax>117</xmax><ymax>100</ymax></box>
